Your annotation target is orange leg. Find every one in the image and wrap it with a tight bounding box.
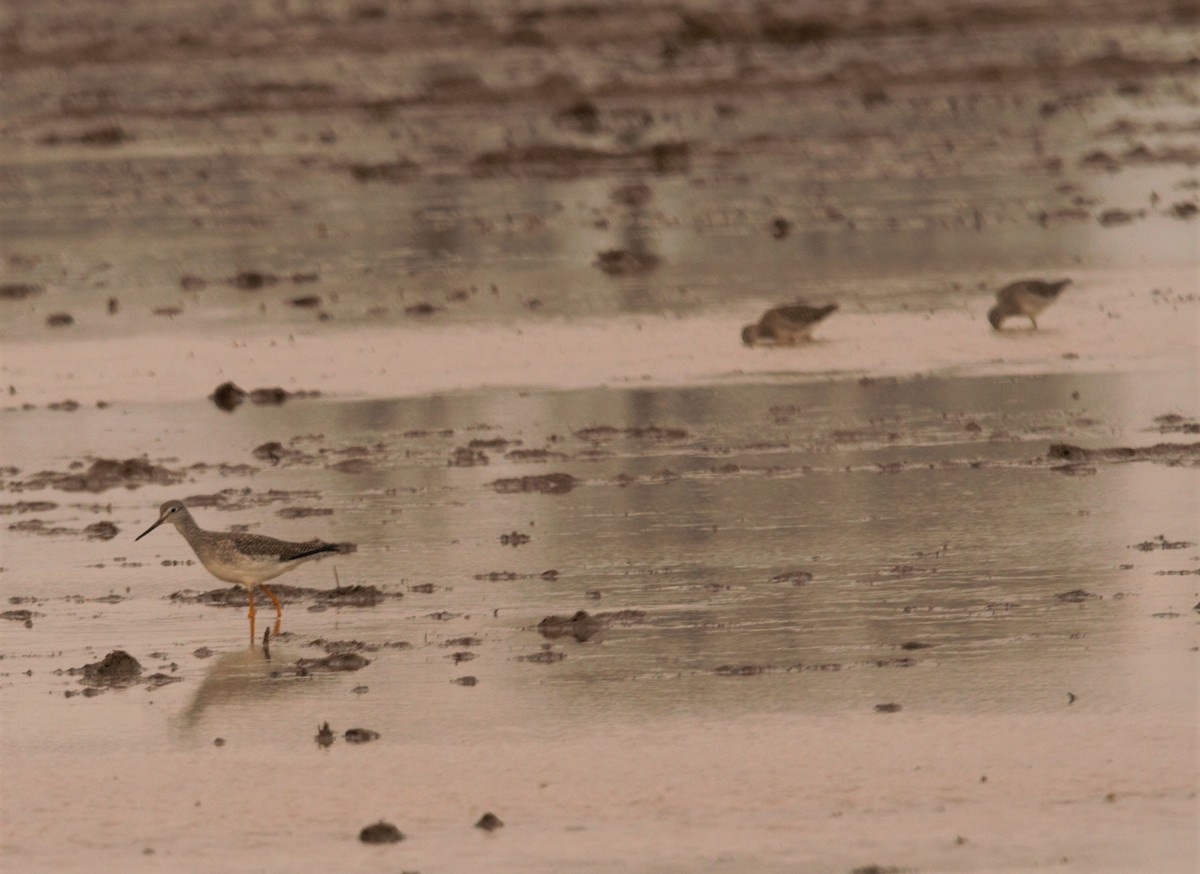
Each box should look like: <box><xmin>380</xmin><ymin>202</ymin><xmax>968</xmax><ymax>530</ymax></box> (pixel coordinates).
<box><xmin>260</xmin><ymin>583</ymin><xmax>283</xmax><ymax>619</ymax></box>
<box><xmin>246</xmin><ymin>586</ymin><xmax>256</xmax><ymax>619</ymax></box>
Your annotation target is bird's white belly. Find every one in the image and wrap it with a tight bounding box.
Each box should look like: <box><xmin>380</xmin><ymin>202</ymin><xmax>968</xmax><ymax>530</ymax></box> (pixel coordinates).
<box><xmin>198</xmin><ymin>554</ymin><xmax>288</xmax><ymax>586</ymax></box>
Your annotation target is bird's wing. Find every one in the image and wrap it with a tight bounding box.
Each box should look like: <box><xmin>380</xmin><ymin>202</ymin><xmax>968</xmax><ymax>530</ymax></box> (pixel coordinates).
<box><xmin>771</xmin><ymin>305</ymin><xmax>822</xmax><ymax>323</ymax></box>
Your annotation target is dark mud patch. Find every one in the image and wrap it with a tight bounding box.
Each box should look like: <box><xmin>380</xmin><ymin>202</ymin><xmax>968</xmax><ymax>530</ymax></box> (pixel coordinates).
<box><xmin>181</xmin><ymin>487</ymin><xmax>321</xmax><ymax>511</ymax></box>
<box><xmin>0</xmin><ymin>501</ymin><xmax>57</xmax><ymax>514</ymax></box>
<box><xmin>1</xmin><ymin>609</ymin><xmax>36</xmax><ymax>623</ymax></box>
<box><xmin>209</xmin><ymin>382</ymin><xmax>320</xmax><ymax>411</ymax></box>
<box><xmin>62</xmin><ymin>650</ymin><xmax>156</xmax><ymax>696</ymax></box>
<box><xmin>1047</xmin><ymin>442</ymin><xmax>1200</xmax><ymax>466</ymax></box>
<box><xmin>11</xmin><ymin>457</ymin><xmax>186</xmax><ymax>493</ymax></box>
<box><xmin>316</xmin><ymin>722</ymin><xmax>334</xmax><ymax>747</ymax></box>
<box><xmin>449</xmin><ymin>446</ymin><xmax>489</xmax><ymax>467</ymax></box>
<box><xmin>38</xmin><ymin>125</ymin><xmax>133</xmax><ymax>147</ymax></box>
<box><xmin>275</xmin><ymin>506</ymin><xmax>334</xmax><ymax>519</ymax></box>
<box><xmin>1131</xmin><ymin>535</ymin><xmax>1195</xmax><ymax>551</ymax></box>
<box><xmin>574</xmin><ymin>425</ymin><xmax>689</xmax><ymax>442</ymax></box>
<box><xmin>306</xmin><ymin>638</ymin><xmax>411</xmax><ymax>654</ymax></box>
<box><xmin>297</xmin><ymin>652</ymin><xmax>371</xmax><ymax>672</ymax></box>
<box><xmin>344</xmin><ymin>727</ymin><xmax>381</xmax><ymax>743</ymax></box>
<box><xmin>506</xmin><ymin>448</ymin><xmax>571</xmax><ymax>463</ymax></box>
<box><xmin>489</xmin><ymin>473</ymin><xmax>579</xmax><ymax>494</ymax></box>
<box><xmin>475</xmin><ymin>812</ymin><xmax>503</xmax><ymax>831</ymax></box>
<box><xmin>710</xmin><ymin>656</ymin><xmax>920</xmax><ymax>677</ymax></box>
<box><xmin>470</xmin><ymin>141</ymin><xmax>688</xmax><ymax>180</ymax></box>
<box><xmin>536</xmin><ymin>609</ymin><xmax>647</xmax><ymax>642</ymax></box>
<box><xmin>0</xmin><ymin>283</ymin><xmax>42</xmax><ymax>300</ymax></box>
<box><xmin>170</xmin><ymin>582</ymin><xmax>393</xmax><ymax>611</ymax></box>
<box><xmin>771</xmin><ymin>570</ymin><xmax>813</xmax><ymax>585</ymax></box>
<box><xmin>345</xmin><ymin>159</ymin><xmax>420</xmax><ymax>183</ymax></box>
<box><xmin>474</xmin><ymin>569</ymin><xmax>559</xmax><ymax>581</ymax></box>
<box><xmin>1055</xmin><ymin>589</ymin><xmax>1101</xmax><ymax>602</ymax></box>
<box><xmin>594</xmin><ymin>248</ymin><xmax>662</xmax><ymax>276</ymax></box>
<box><xmin>1150</xmin><ymin>414</ymin><xmax>1200</xmax><ymax>434</ymax></box>
<box><xmin>359</xmin><ymin>821</ymin><xmax>404</xmax><ymax>844</ymax></box>
<box><xmin>442</xmin><ymin>636</ymin><xmax>482</xmax><ymax>648</ymax></box>
<box><xmin>499</xmin><ymin>531</ymin><xmax>531</xmax><ymax>546</ymax></box>
<box><xmin>518</xmin><ymin>646</ymin><xmax>567</xmax><ymax>663</ymax></box>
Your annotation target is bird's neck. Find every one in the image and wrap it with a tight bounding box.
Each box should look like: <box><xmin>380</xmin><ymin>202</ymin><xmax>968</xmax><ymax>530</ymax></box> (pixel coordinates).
<box><xmin>174</xmin><ymin>511</ymin><xmax>205</xmax><ymax>543</ymax></box>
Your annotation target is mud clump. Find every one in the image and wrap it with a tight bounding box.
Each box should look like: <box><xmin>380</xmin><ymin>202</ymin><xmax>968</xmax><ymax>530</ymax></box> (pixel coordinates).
<box><xmin>475</xmin><ymin>812</ymin><xmax>504</xmax><ymax>831</ymax></box>
<box><xmin>276</xmin><ymin>506</ymin><xmax>333</xmax><ymax>519</ymax></box>
<box><xmin>490</xmin><ymin>473</ymin><xmax>579</xmax><ymax>494</ymax></box>
<box><xmin>0</xmin><ymin>501</ymin><xmax>58</xmax><ymax>514</ymax></box>
<box><xmin>537</xmin><ymin>609</ymin><xmax>646</xmax><ymax>642</ymax></box>
<box><xmin>1056</xmin><ymin>589</ymin><xmax>1101</xmax><ymax>602</ymax></box>
<box><xmin>211</xmin><ymin>383</ymin><xmax>318</xmax><ymax>411</ymax></box>
<box><xmin>0</xmin><ymin>283</ymin><xmax>42</xmax><ymax>300</ymax></box>
<box><xmin>344</xmin><ymin>727</ymin><xmax>381</xmax><ymax>743</ymax></box>
<box><xmin>1048</xmin><ymin>442</ymin><xmax>1200</xmax><ymax>465</ymax></box>
<box><xmin>316</xmin><ymin>722</ymin><xmax>335</xmax><ymax>747</ymax></box>
<box><xmin>171</xmin><ymin>580</ymin><xmax>383</xmax><ymax>613</ymax></box>
<box><xmin>83</xmin><ymin>521</ymin><xmax>120</xmax><ymax>540</ymax></box>
<box><xmin>594</xmin><ymin>248</ymin><xmax>661</xmax><ymax>275</ymax></box>
<box><xmin>714</xmin><ymin>664</ymin><xmax>771</xmax><ymax>676</ymax></box>
<box><xmin>359</xmin><ymin>821</ymin><xmax>404</xmax><ymax>844</ymax></box>
<box><xmin>228</xmin><ymin>270</ymin><xmax>280</xmax><ymax>290</ymax></box>
<box><xmin>771</xmin><ymin>570</ymin><xmax>812</xmax><ymax>585</ymax></box>
<box><xmin>874</xmin><ymin>702</ymin><xmax>903</xmax><ymax>713</ymax></box>
<box><xmin>297</xmin><ymin>652</ymin><xmax>371</xmax><ymax>672</ymax></box>
<box><xmin>46</xmin><ymin>313</ymin><xmax>74</xmax><ymax>327</ymax></box>
<box><xmin>18</xmin><ymin>457</ymin><xmax>185</xmax><ymax>494</ymax></box>
<box><xmin>1131</xmin><ymin>535</ymin><xmax>1194</xmax><ymax>551</ymax></box>
<box><xmin>347</xmin><ymin>159</ymin><xmax>419</xmax><ymax>182</ymax></box>
<box><xmin>538</xmin><ymin>610</ymin><xmax>603</xmax><ymax>642</ymax></box>
<box><xmin>39</xmin><ymin>125</ymin><xmax>132</xmax><ymax>147</ymax></box>
<box><xmin>449</xmin><ymin>446</ymin><xmax>489</xmax><ymax>467</ymax></box>
<box><xmin>210</xmin><ymin>382</ymin><xmax>248</xmax><ymax>411</ymax></box>
<box><xmin>574</xmin><ymin>425</ymin><xmax>689</xmax><ymax>442</ymax></box>
<box><xmin>73</xmin><ymin>650</ymin><xmax>143</xmax><ymax>688</ymax></box>
<box><xmin>1151</xmin><ymin>414</ymin><xmax>1199</xmax><ymax>434</ymax></box>
<box><xmin>500</xmin><ymin>531</ymin><xmax>530</xmax><ymax>546</ymax></box>
<box><xmin>518</xmin><ymin>647</ymin><xmax>566</xmax><ymax>663</ymax></box>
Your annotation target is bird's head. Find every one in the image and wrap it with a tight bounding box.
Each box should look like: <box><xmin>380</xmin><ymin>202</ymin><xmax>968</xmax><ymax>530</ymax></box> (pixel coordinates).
<box><xmin>136</xmin><ymin>500</ymin><xmax>188</xmax><ymax>541</ymax></box>
<box><xmin>741</xmin><ymin>324</ymin><xmax>758</xmax><ymax>346</ymax></box>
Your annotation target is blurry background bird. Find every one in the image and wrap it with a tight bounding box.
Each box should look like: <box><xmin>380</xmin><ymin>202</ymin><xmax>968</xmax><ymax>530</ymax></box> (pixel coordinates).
<box><xmin>987</xmin><ymin>279</ymin><xmax>1071</xmax><ymax>330</ymax></box>
<box><xmin>742</xmin><ymin>302</ymin><xmax>839</xmax><ymax>346</ymax></box>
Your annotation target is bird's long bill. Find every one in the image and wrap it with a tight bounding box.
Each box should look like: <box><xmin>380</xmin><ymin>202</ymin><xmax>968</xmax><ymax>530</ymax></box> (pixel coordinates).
<box><xmin>135</xmin><ymin>515</ymin><xmax>165</xmax><ymax>541</ymax></box>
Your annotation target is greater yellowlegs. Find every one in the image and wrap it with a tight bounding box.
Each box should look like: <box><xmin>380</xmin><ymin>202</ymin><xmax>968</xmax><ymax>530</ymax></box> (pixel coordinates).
<box><xmin>987</xmin><ymin>278</ymin><xmax>1071</xmax><ymax>330</ymax></box>
<box><xmin>742</xmin><ymin>302</ymin><xmax>838</xmax><ymax>346</ymax></box>
<box><xmin>136</xmin><ymin>500</ymin><xmax>351</xmax><ymax>618</ymax></box>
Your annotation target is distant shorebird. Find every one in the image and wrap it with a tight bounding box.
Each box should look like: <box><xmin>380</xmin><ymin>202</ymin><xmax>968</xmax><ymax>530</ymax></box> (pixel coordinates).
<box><xmin>987</xmin><ymin>279</ymin><xmax>1071</xmax><ymax>330</ymax></box>
<box><xmin>136</xmin><ymin>500</ymin><xmax>351</xmax><ymax>618</ymax></box>
<box><xmin>742</xmin><ymin>302</ymin><xmax>839</xmax><ymax>346</ymax></box>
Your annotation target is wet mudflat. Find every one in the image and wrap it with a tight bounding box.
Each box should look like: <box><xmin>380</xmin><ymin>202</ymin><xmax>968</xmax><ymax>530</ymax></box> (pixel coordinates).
<box><xmin>2</xmin><ymin>0</ymin><xmax>1199</xmax><ymax>871</ymax></box>
<box><xmin>2</xmin><ymin>373</ymin><xmax>1197</xmax><ymax>873</ymax></box>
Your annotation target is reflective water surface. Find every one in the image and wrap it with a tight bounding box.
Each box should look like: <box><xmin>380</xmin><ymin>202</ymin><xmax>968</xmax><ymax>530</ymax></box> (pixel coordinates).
<box><xmin>2</xmin><ymin>373</ymin><xmax>1196</xmax><ymax>873</ymax></box>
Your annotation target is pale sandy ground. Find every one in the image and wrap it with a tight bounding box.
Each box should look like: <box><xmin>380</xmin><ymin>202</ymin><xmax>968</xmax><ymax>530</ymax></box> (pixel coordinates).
<box><xmin>3</xmin><ymin>265</ymin><xmax>1195</xmax><ymax>408</ymax></box>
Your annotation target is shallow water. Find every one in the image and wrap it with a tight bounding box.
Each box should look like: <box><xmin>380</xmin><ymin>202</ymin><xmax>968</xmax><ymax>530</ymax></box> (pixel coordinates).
<box><xmin>2</xmin><ymin>372</ymin><xmax>1198</xmax><ymax>873</ymax></box>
